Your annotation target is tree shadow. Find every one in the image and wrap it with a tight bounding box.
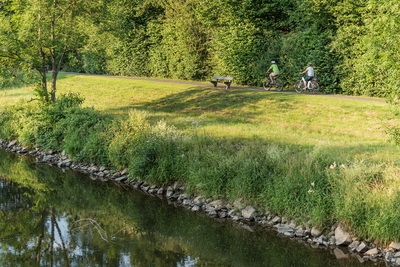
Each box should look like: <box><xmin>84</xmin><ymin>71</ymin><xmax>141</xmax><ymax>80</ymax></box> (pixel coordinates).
<box><xmin>105</xmin><ymin>86</ymin><xmax>297</xmax><ymax>125</ymax></box>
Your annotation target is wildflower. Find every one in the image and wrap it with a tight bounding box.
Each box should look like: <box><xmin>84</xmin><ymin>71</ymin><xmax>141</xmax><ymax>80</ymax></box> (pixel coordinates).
<box><xmin>329</xmin><ymin>162</ymin><xmax>337</xmax><ymax>169</ymax></box>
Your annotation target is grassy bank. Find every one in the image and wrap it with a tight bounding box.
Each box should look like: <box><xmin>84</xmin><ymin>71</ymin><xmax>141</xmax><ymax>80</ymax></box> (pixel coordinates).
<box><xmin>1</xmin><ymin>73</ymin><xmax>399</xmax><ymax>244</ymax></box>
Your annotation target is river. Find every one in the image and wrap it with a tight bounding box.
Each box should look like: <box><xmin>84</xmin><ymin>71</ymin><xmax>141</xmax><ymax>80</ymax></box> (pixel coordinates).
<box><xmin>0</xmin><ymin>149</ymin><xmax>383</xmax><ymax>267</ymax></box>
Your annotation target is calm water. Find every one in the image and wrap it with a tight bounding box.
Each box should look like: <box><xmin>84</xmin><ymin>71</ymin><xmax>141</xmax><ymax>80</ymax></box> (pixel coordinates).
<box><xmin>0</xmin><ymin>149</ymin><xmax>383</xmax><ymax>267</ymax></box>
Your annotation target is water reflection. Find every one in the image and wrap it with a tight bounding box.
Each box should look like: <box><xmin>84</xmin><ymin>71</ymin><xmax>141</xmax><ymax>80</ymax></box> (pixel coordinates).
<box><xmin>0</xmin><ymin>149</ymin><xmax>384</xmax><ymax>267</ymax></box>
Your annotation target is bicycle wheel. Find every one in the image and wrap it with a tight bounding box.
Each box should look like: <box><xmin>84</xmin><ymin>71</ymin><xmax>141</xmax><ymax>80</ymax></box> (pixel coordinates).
<box><xmin>274</xmin><ymin>78</ymin><xmax>283</xmax><ymax>92</ymax></box>
<box><xmin>294</xmin><ymin>80</ymin><xmax>303</xmax><ymax>93</ymax></box>
<box><xmin>312</xmin><ymin>81</ymin><xmax>320</xmax><ymax>93</ymax></box>
<box><xmin>263</xmin><ymin>79</ymin><xmax>270</xmax><ymax>91</ymax></box>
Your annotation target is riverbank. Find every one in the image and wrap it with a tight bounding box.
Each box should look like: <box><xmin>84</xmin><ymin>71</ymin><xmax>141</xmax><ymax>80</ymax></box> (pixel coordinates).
<box><xmin>2</xmin><ymin>75</ymin><xmax>400</xmax><ymax>262</ymax></box>
<box><xmin>2</xmin><ymin>139</ymin><xmax>400</xmax><ymax>266</ymax></box>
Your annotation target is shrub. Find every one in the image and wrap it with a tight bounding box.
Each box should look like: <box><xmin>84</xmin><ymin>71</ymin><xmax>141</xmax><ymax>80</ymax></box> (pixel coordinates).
<box><xmin>108</xmin><ymin>110</ymin><xmax>151</xmax><ymax>169</ymax></box>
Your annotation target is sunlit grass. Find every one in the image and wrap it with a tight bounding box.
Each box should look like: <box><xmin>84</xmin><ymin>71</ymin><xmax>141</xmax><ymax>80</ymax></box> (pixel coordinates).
<box><xmin>1</xmin><ymin>73</ymin><xmax>395</xmax><ymax>161</ymax></box>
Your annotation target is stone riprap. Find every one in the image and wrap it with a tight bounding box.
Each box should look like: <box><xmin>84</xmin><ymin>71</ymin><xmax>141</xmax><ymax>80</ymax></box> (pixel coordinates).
<box><xmin>2</xmin><ymin>139</ymin><xmax>400</xmax><ymax>266</ymax></box>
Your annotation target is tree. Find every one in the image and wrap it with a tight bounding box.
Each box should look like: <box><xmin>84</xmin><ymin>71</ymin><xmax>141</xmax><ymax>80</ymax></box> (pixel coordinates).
<box><xmin>0</xmin><ymin>0</ymin><xmax>100</xmax><ymax>101</ymax></box>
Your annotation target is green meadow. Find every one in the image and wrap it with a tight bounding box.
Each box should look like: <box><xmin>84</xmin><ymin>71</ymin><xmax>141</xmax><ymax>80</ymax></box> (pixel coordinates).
<box><xmin>1</xmin><ymin>73</ymin><xmax>399</xmax><ymax>244</ymax></box>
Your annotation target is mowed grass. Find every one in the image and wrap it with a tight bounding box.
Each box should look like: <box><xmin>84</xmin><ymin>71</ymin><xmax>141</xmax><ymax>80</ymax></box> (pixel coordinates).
<box><xmin>0</xmin><ymin>73</ymin><xmax>396</xmax><ymax>163</ymax></box>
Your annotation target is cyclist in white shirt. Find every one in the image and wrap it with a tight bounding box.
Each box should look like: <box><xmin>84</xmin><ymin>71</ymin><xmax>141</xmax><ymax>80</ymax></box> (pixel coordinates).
<box><xmin>300</xmin><ymin>62</ymin><xmax>314</xmax><ymax>89</ymax></box>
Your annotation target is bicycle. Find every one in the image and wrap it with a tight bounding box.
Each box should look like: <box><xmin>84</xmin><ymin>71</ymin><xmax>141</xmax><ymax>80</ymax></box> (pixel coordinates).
<box><xmin>294</xmin><ymin>76</ymin><xmax>320</xmax><ymax>93</ymax></box>
<box><xmin>263</xmin><ymin>74</ymin><xmax>283</xmax><ymax>91</ymax></box>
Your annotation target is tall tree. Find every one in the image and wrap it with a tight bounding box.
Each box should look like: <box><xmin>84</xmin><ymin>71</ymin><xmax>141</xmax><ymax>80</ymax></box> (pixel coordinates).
<box><xmin>0</xmin><ymin>0</ymin><xmax>101</xmax><ymax>101</ymax></box>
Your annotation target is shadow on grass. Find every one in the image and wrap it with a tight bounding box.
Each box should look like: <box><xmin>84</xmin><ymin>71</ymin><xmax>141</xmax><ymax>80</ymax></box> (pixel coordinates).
<box><xmin>104</xmin><ymin>86</ymin><xmax>297</xmax><ymax>125</ymax></box>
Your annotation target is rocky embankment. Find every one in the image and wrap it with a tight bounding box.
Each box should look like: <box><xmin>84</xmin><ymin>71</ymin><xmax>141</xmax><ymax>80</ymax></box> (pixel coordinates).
<box><xmin>2</xmin><ymin>139</ymin><xmax>400</xmax><ymax>266</ymax></box>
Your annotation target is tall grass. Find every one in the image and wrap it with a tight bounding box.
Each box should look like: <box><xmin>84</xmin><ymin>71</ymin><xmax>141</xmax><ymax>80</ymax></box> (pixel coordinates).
<box><xmin>1</xmin><ymin>74</ymin><xmax>399</xmax><ymax>244</ymax></box>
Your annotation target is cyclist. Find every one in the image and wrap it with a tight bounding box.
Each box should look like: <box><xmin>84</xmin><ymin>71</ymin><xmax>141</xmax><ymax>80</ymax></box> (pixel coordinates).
<box><xmin>300</xmin><ymin>62</ymin><xmax>314</xmax><ymax>89</ymax></box>
<box><xmin>266</xmin><ymin>60</ymin><xmax>280</xmax><ymax>83</ymax></box>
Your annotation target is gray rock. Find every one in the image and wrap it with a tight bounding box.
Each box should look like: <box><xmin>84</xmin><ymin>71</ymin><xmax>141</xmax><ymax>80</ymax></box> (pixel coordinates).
<box><xmin>207</xmin><ymin>209</ymin><xmax>217</xmax><ymax>217</ymax></box>
<box><xmin>364</xmin><ymin>248</ymin><xmax>379</xmax><ymax>257</ymax></box>
<box><xmin>231</xmin><ymin>215</ymin><xmax>240</xmax><ymax>221</ymax></box>
<box><xmin>173</xmin><ymin>181</ymin><xmax>181</xmax><ymax>190</ymax></box>
<box><xmin>389</xmin><ymin>242</ymin><xmax>400</xmax><ymax>251</ymax></box>
<box><xmin>270</xmin><ymin>216</ymin><xmax>281</xmax><ymax>224</ymax></box>
<box><xmin>348</xmin><ymin>240</ymin><xmax>360</xmax><ymax>252</ymax></box>
<box><xmin>335</xmin><ymin>225</ymin><xmax>352</xmax><ymax>246</ymax></box>
<box><xmin>333</xmin><ymin>247</ymin><xmax>349</xmax><ymax>259</ymax></box>
<box><xmin>57</xmin><ymin>159</ymin><xmax>71</xmax><ymax>168</ymax></box>
<box><xmin>295</xmin><ymin>229</ymin><xmax>305</xmax><ymax>237</ymax></box>
<box><xmin>241</xmin><ymin>206</ymin><xmax>257</xmax><ymax>220</ymax></box>
<box><xmin>88</xmin><ymin>166</ymin><xmax>98</xmax><ymax>173</ymax></box>
<box><xmin>96</xmin><ymin>172</ymin><xmax>105</xmax><ymax>177</ymax></box>
<box><xmin>183</xmin><ymin>199</ymin><xmax>191</xmax><ymax>206</ymax></box>
<box><xmin>193</xmin><ymin>196</ymin><xmax>206</xmax><ymax>205</ymax></box>
<box><xmin>356</xmin><ymin>241</ymin><xmax>369</xmax><ymax>253</ymax></box>
<box><xmin>157</xmin><ymin>188</ymin><xmax>165</xmax><ymax>195</ymax></box>
<box><xmin>284</xmin><ymin>231</ymin><xmax>294</xmax><ymax>237</ymax></box>
<box><xmin>141</xmin><ymin>184</ymin><xmax>150</xmax><ymax>192</ymax></box>
<box><xmin>42</xmin><ymin>155</ymin><xmax>54</xmax><ymax>162</ymax></box>
<box><xmin>355</xmin><ymin>254</ymin><xmax>365</xmax><ymax>263</ymax></box>
<box><xmin>228</xmin><ymin>210</ymin><xmax>236</xmax><ymax>217</ymax></box>
<box><xmin>277</xmin><ymin>226</ymin><xmax>293</xmax><ymax>234</ymax></box>
<box><xmin>385</xmin><ymin>251</ymin><xmax>393</xmax><ymax>262</ymax></box>
<box><xmin>7</xmin><ymin>140</ymin><xmax>17</xmax><ymax>147</ymax></box>
<box><xmin>191</xmin><ymin>205</ymin><xmax>200</xmax><ymax>212</ymax></box>
<box><xmin>120</xmin><ymin>168</ymin><xmax>128</xmax><ymax>175</ymax></box>
<box><xmin>311</xmin><ymin>226</ymin><xmax>322</xmax><ymax>237</ymax></box>
<box><xmin>209</xmin><ymin>199</ymin><xmax>224</xmax><ymax>210</ymax></box>
<box><xmin>218</xmin><ymin>210</ymin><xmax>228</xmax><ymax>218</ymax></box>
<box><xmin>115</xmin><ymin>176</ymin><xmax>128</xmax><ymax>182</ymax></box>
<box><xmin>178</xmin><ymin>193</ymin><xmax>189</xmax><ymax>201</ymax></box>
<box><xmin>317</xmin><ymin>235</ymin><xmax>328</xmax><ymax>245</ymax></box>
<box><xmin>288</xmin><ymin>221</ymin><xmax>297</xmax><ymax>229</ymax></box>
<box><xmin>166</xmin><ymin>187</ymin><xmax>174</xmax><ymax>197</ymax></box>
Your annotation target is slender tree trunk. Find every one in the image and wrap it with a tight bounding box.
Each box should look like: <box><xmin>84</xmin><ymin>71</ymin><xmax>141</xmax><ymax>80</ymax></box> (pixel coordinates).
<box><xmin>53</xmin><ymin>207</ymin><xmax>71</xmax><ymax>266</ymax></box>
<box><xmin>50</xmin><ymin>207</ymin><xmax>55</xmax><ymax>267</ymax></box>
<box><xmin>50</xmin><ymin>0</ymin><xmax>56</xmax><ymax>101</ymax></box>
<box><xmin>35</xmin><ymin>208</ymin><xmax>46</xmax><ymax>265</ymax></box>
<box><xmin>38</xmin><ymin>13</ymin><xmax>49</xmax><ymax>102</ymax></box>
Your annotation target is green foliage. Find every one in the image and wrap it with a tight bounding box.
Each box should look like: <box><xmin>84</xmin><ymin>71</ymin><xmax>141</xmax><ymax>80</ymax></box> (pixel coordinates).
<box><xmin>3</xmin><ymin>0</ymin><xmax>400</xmax><ymax>98</ymax></box>
<box><xmin>330</xmin><ymin>0</ymin><xmax>400</xmax><ymax>97</ymax></box>
<box><xmin>281</xmin><ymin>26</ymin><xmax>341</xmax><ymax>94</ymax></box>
<box><xmin>58</xmin><ymin>108</ymin><xmax>112</xmax><ymax>164</ymax></box>
<box><xmin>328</xmin><ymin>161</ymin><xmax>400</xmax><ymax>243</ymax></box>
<box><xmin>128</xmin><ymin>121</ymin><xmax>188</xmax><ymax>184</ymax></box>
<box><xmin>108</xmin><ymin>110</ymin><xmax>152</xmax><ymax>169</ymax></box>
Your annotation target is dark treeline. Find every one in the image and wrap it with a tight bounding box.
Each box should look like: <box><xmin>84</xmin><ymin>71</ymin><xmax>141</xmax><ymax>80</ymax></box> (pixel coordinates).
<box><xmin>61</xmin><ymin>0</ymin><xmax>399</xmax><ymax>97</ymax></box>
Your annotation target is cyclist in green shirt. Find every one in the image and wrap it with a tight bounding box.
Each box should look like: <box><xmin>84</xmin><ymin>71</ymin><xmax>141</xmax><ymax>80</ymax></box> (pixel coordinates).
<box><xmin>266</xmin><ymin>60</ymin><xmax>280</xmax><ymax>83</ymax></box>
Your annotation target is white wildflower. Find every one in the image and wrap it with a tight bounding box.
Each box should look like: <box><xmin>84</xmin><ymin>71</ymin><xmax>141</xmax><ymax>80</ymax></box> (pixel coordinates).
<box><xmin>329</xmin><ymin>162</ymin><xmax>337</xmax><ymax>169</ymax></box>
